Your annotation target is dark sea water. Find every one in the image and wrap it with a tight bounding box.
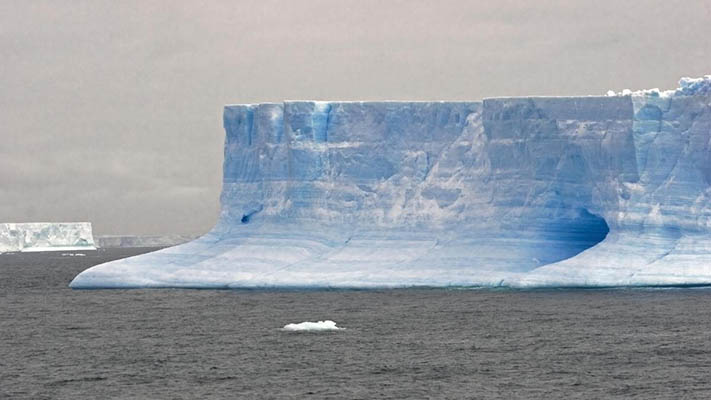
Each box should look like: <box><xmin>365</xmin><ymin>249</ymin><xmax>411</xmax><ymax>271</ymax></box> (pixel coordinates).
<box><xmin>3</xmin><ymin>250</ymin><xmax>711</xmax><ymax>399</ymax></box>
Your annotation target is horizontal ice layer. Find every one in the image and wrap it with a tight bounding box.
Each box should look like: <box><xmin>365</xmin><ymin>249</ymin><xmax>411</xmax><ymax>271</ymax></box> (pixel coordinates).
<box><xmin>1</xmin><ymin>223</ymin><xmax>96</xmax><ymax>253</ymax></box>
<box><xmin>71</xmin><ymin>76</ymin><xmax>711</xmax><ymax>288</ymax></box>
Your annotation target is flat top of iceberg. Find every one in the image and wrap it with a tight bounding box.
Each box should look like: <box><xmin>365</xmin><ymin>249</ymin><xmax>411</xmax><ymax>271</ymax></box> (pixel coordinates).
<box><xmin>1</xmin><ymin>222</ymin><xmax>93</xmax><ymax>226</ymax></box>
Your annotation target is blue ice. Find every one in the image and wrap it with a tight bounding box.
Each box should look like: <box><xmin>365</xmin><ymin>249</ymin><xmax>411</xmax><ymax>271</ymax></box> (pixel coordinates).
<box><xmin>71</xmin><ymin>76</ymin><xmax>711</xmax><ymax>288</ymax></box>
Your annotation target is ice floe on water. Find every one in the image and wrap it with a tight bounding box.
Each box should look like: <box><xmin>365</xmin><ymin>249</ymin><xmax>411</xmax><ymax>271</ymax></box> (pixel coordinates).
<box><xmin>282</xmin><ymin>320</ymin><xmax>343</xmax><ymax>332</ymax></box>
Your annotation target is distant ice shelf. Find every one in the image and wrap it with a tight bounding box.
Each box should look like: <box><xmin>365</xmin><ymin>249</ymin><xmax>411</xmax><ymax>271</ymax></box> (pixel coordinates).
<box><xmin>1</xmin><ymin>223</ymin><xmax>96</xmax><ymax>253</ymax></box>
<box><xmin>71</xmin><ymin>76</ymin><xmax>711</xmax><ymax>289</ymax></box>
<box><xmin>95</xmin><ymin>235</ymin><xmax>195</xmax><ymax>249</ymax></box>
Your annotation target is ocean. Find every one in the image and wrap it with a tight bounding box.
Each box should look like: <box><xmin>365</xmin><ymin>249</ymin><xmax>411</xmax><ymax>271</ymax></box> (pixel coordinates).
<box><xmin>2</xmin><ymin>249</ymin><xmax>711</xmax><ymax>399</ymax></box>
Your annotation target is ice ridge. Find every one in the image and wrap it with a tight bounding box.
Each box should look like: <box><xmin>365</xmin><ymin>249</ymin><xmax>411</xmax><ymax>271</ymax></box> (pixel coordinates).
<box><xmin>71</xmin><ymin>76</ymin><xmax>711</xmax><ymax>288</ymax></box>
<box><xmin>607</xmin><ymin>75</ymin><xmax>711</xmax><ymax>97</ymax></box>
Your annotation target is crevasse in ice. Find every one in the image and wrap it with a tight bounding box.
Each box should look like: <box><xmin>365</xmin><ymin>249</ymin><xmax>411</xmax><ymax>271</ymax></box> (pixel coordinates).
<box><xmin>71</xmin><ymin>76</ymin><xmax>711</xmax><ymax>288</ymax></box>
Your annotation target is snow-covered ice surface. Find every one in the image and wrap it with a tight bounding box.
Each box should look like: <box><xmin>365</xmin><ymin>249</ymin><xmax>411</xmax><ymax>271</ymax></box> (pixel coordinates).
<box><xmin>1</xmin><ymin>223</ymin><xmax>96</xmax><ymax>253</ymax></box>
<box><xmin>71</xmin><ymin>76</ymin><xmax>711</xmax><ymax>289</ymax></box>
<box><xmin>282</xmin><ymin>320</ymin><xmax>343</xmax><ymax>332</ymax></box>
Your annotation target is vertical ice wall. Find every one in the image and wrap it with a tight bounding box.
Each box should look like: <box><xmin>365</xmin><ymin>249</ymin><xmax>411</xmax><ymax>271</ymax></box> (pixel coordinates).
<box><xmin>522</xmin><ymin>87</ymin><xmax>711</xmax><ymax>286</ymax></box>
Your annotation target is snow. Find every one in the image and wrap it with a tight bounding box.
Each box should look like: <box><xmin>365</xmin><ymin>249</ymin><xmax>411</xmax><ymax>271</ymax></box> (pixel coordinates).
<box><xmin>1</xmin><ymin>223</ymin><xmax>96</xmax><ymax>253</ymax></box>
<box><xmin>71</xmin><ymin>75</ymin><xmax>711</xmax><ymax>289</ymax></box>
<box><xmin>282</xmin><ymin>320</ymin><xmax>343</xmax><ymax>332</ymax></box>
<box><xmin>678</xmin><ymin>75</ymin><xmax>711</xmax><ymax>95</ymax></box>
<box><xmin>607</xmin><ymin>75</ymin><xmax>711</xmax><ymax>97</ymax></box>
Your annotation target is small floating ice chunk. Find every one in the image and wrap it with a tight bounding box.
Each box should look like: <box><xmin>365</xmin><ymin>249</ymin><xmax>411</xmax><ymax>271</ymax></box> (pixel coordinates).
<box><xmin>282</xmin><ymin>320</ymin><xmax>343</xmax><ymax>331</ymax></box>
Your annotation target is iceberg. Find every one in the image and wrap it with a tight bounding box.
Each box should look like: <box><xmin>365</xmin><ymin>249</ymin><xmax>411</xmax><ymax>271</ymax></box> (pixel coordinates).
<box><xmin>71</xmin><ymin>76</ymin><xmax>711</xmax><ymax>289</ymax></box>
<box><xmin>1</xmin><ymin>223</ymin><xmax>96</xmax><ymax>253</ymax></box>
<box><xmin>282</xmin><ymin>320</ymin><xmax>343</xmax><ymax>332</ymax></box>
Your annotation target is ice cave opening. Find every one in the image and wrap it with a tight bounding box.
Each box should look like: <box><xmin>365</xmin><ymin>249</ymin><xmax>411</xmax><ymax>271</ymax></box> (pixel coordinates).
<box><xmin>535</xmin><ymin>208</ymin><xmax>610</xmax><ymax>267</ymax></box>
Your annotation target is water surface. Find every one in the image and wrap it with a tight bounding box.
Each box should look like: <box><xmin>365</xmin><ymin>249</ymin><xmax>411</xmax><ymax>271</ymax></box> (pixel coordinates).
<box><xmin>2</xmin><ymin>250</ymin><xmax>711</xmax><ymax>399</ymax></box>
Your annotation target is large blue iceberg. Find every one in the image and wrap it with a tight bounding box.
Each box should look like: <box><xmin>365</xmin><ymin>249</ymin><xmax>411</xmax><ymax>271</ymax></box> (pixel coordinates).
<box><xmin>71</xmin><ymin>76</ymin><xmax>711</xmax><ymax>288</ymax></box>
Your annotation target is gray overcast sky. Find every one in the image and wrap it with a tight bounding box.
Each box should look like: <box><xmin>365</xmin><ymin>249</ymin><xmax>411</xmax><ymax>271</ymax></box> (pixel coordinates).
<box><xmin>1</xmin><ymin>0</ymin><xmax>709</xmax><ymax>235</ymax></box>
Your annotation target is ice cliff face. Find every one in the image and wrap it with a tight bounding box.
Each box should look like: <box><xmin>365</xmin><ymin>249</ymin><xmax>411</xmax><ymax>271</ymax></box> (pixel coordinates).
<box><xmin>1</xmin><ymin>223</ymin><xmax>96</xmax><ymax>253</ymax></box>
<box><xmin>71</xmin><ymin>76</ymin><xmax>711</xmax><ymax>288</ymax></box>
